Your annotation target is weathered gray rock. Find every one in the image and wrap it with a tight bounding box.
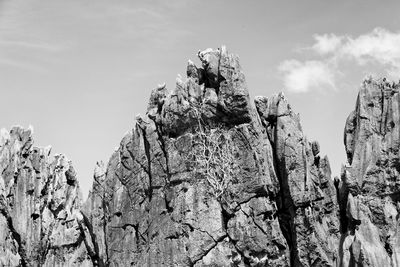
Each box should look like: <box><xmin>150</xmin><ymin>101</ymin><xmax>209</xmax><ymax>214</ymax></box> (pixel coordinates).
<box><xmin>84</xmin><ymin>47</ymin><xmax>293</xmax><ymax>266</ymax></box>
<box><xmin>339</xmin><ymin>78</ymin><xmax>400</xmax><ymax>266</ymax></box>
<box><xmin>81</xmin><ymin>47</ymin><xmax>340</xmax><ymax>266</ymax></box>
<box><xmin>255</xmin><ymin>92</ymin><xmax>340</xmax><ymax>266</ymax></box>
<box><xmin>0</xmin><ymin>126</ymin><xmax>97</xmax><ymax>266</ymax></box>
<box><xmin>155</xmin><ymin>46</ymin><xmax>253</xmax><ymax>138</ymax></box>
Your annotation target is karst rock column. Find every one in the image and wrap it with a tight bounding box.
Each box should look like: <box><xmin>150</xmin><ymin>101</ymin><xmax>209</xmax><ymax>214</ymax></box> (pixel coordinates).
<box><xmin>85</xmin><ymin>46</ymin><xmax>340</xmax><ymax>266</ymax></box>
<box><xmin>0</xmin><ymin>127</ymin><xmax>98</xmax><ymax>266</ymax></box>
<box><xmin>339</xmin><ymin>78</ymin><xmax>400</xmax><ymax>266</ymax></box>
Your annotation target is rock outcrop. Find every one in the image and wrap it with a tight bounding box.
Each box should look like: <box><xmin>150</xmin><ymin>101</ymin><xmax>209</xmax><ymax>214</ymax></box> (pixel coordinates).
<box><xmin>82</xmin><ymin>46</ymin><xmax>340</xmax><ymax>266</ymax></box>
<box><xmin>1</xmin><ymin>47</ymin><xmax>398</xmax><ymax>266</ymax></box>
<box><xmin>255</xmin><ymin>93</ymin><xmax>340</xmax><ymax>266</ymax></box>
<box><xmin>0</xmin><ymin>127</ymin><xmax>98</xmax><ymax>266</ymax></box>
<box><xmin>86</xmin><ymin>46</ymin><xmax>290</xmax><ymax>266</ymax></box>
<box><xmin>339</xmin><ymin>78</ymin><xmax>400</xmax><ymax>266</ymax></box>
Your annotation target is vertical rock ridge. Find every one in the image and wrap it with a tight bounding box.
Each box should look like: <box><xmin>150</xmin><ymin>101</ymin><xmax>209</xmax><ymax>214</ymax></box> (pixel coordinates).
<box><xmin>0</xmin><ymin>126</ymin><xmax>98</xmax><ymax>266</ymax></box>
<box><xmin>255</xmin><ymin>93</ymin><xmax>340</xmax><ymax>266</ymax></box>
<box><xmin>339</xmin><ymin>77</ymin><xmax>400</xmax><ymax>266</ymax></box>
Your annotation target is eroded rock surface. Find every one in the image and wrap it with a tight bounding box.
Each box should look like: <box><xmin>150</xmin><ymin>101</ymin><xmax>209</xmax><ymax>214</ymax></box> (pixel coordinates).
<box><xmin>86</xmin><ymin>47</ymin><xmax>290</xmax><ymax>266</ymax></box>
<box><xmin>339</xmin><ymin>78</ymin><xmax>400</xmax><ymax>266</ymax></box>
<box><xmin>255</xmin><ymin>93</ymin><xmax>340</xmax><ymax>266</ymax></box>
<box><xmin>82</xmin><ymin>47</ymin><xmax>340</xmax><ymax>266</ymax></box>
<box><xmin>0</xmin><ymin>127</ymin><xmax>98</xmax><ymax>266</ymax></box>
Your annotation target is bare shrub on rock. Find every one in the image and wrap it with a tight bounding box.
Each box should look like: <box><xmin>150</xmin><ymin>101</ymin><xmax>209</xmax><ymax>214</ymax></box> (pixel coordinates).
<box><xmin>189</xmin><ymin>108</ymin><xmax>239</xmax><ymax>199</ymax></box>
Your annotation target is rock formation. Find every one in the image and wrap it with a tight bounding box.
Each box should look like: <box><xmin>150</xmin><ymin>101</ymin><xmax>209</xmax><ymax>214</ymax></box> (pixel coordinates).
<box><xmin>255</xmin><ymin>93</ymin><xmax>340</xmax><ymax>266</ymax></box>
<box><xmin>0</xmin><ymin>127</ymin><xmax>98</xmax><ymax>266</ymax></box>
<box><xmin>82</xmin><ymin>46</ymin><xmax>340</xmax><ymax>266</ymax></box>
<box><xmin>0</xmin><ymin>46</ymin><xmax>398</xmax><ymax>266</ymax></box>
<box><xmin>339</xmin><ymin>78</ymin><xmax>400</xmax><ymax>266</ymax></box>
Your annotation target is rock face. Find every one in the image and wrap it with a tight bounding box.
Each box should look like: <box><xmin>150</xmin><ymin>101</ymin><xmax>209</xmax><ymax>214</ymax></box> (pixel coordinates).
<box><xmin>1</xmin><ymin>47</ymin><xmax>397</xmax><ymax>266</ymax></box>
<box><xmin>88</xmin><ymin>46</ymin><xmax>291</xmax><ymax>266</ymax></box>
<box><xmin>0</xmin><ymin>127</ymin><xmax>98</xmax><ymax>266</ymax></box>
<box><xmin>82</xmin><ymin>46</ymin><xmax>340</xmax><ymax>266</ymax></box>
<box><xmin>255</xmin><ymin>93</ymin><xmax>340</xmax><ymax>266</ymax></box>
<box><xmin>339</xmin><ymin>78</ymin><xmax>400</xmax><ymax>266</ymax></box>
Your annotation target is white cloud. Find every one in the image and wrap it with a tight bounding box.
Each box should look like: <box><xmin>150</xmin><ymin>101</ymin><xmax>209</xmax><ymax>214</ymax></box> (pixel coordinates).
<box><xmin>312</xmin><ymin>33</ymin><xmax>344</xmax><ymax>55</ymax></box>
<box><xmin>312</xmin><ymin>28</ymin><xmax>400</xmax><ymax>74</ymax></box>
<box><xmin>281</xmin><ymin>27</ymin><xmax>400</xmax><ymax>93</ymax></box>
<box><xmin>279</xmin><ymin>60</ymin><xmax>336</xmax><ymax>93</ymax></box>
<box><xmin>342</xmin><ymin>28</ymin><xmax>400</xmax><ymax>74</ymax></box>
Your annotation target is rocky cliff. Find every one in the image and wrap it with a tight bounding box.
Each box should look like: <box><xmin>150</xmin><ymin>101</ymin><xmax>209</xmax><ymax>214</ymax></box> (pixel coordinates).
<box><xmin>0</xmin><ymin>127</ymin><xmax>98</xmax><ymax>266</ymax></box>
<box><xmin>339</xmin><ymin>77</ymin><xmax>400</xmax><ymax>266</ymax></box>
<box><xmin>0</xmin><ymin>47</ymin><xmax>398</xmax><ymax>266</ymax></box>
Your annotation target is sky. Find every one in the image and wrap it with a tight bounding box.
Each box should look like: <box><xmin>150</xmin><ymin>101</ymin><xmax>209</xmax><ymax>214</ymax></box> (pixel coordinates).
<box><xmin>1</xmin><ymin>0</ymin><xmax>400</xmax><ymax>198</ymax></box>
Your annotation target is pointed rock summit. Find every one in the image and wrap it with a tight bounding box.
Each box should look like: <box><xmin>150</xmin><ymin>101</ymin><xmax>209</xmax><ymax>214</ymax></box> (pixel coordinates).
<box><xmin>83</xmin><ymin>46</ymin><xmax>339</xmax><ymax>266</ymax></box>
<box><xmin>339</xmin><ymin>77</ymin><xmax>400</xmax><ymax>266</ymax></box>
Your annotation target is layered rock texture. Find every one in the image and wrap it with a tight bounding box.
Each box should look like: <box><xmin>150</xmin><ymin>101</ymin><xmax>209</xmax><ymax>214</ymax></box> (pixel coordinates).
<box><xmin>0</xmin><ymin>47</ymin><xmax>397</xmax><ymax>266</ymax></box>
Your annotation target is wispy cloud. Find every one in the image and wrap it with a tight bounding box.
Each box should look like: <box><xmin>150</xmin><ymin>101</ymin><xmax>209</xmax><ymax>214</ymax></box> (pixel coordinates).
<box><xmin>311</xmin><ymin>33</ymin><xmax>344</xmax><ymax>55</ymax></box>
<box><xmin>0</xmin><ymin>0</ymin><xmax>195</xmax><ymax>73</ymax></box>
<box><xmin>78</xmin><ymin>4</ymin><xmax>164</xmax><ymax>21</ymax></box>
<box><xmin>0</xmin><ymin>40</ymin><xmax>66</xmax><ymax>52</ymax></box>
<box><xmin>279</xmin><ymin>60</ymin><xmax>336</xmax><ymax>93</ymax></box>
<box><xmin>73</xmin><ymin>1</ymin><xmax>192</xmax><ymax>50</ymax></box>
<box><xmin>110</xmin><ymin>7</ymin><xmax>163</xmax><ymax>19</ymax></box>
<box><xmin>312</xmin><ymin>27</ymin><xmax>400</xmax><ymax>72</ymax></box>
<box><xmin>0</xmin><ymin>0</ymin><xmax>73</xmax><ymax>73</ymax></box>
<box><xmin>0</xmin><ymin>58</ymin><xmax>47</xmax><ymax>73</ymax></box>
<box><xmin>280</xmin><ymin>27</ymin><xmax>400</xmax><ymax>93</ymax></box>
<box><xmin>0</xmin><ymin>39</ymin><xmax>68</xmax><ymax>72</ymax></box>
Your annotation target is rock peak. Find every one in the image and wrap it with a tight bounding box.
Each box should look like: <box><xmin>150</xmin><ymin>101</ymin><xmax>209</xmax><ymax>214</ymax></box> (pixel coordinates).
<box><xmin>339</xmin><ymin>76</ymin><xmax>400</xmax><ymax>265</ymax></box>
<box><xmin>147</xmin><ymin>46</ymin><xmax>253</xmax><ymax>137</ymax></box>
